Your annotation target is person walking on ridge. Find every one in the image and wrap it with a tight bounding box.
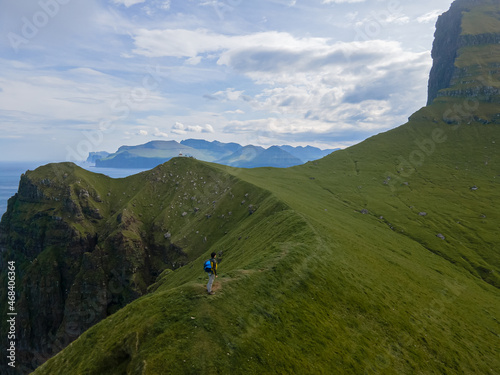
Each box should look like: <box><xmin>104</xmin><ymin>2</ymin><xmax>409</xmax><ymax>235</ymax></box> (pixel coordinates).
<box><xmin>205</xmin><ymin>252</ymin><xmax>218</xmax><ymax>295</ymax></box>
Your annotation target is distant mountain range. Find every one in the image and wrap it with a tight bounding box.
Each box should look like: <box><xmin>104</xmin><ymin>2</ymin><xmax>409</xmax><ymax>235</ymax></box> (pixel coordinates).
<box><xmin>89</xmin><ymin>139</ymin><xmax>338</xmax><ymax>169</ymax></box>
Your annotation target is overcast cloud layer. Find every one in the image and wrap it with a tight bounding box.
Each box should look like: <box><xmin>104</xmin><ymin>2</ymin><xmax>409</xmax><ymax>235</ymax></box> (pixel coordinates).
<box><xmin>0</xmin><ymin>0</ymin><xmax>453</xmax><ymax>161</ymax></box>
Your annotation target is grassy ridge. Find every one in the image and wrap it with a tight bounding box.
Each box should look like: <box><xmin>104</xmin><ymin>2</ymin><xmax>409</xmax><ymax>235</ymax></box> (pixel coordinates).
<box><xmin>33</xmin><ymin>106</ymin><xmax>500</xmax><ymax>374</ymax></box>
<box><xmin>4</xmin><ymin>1</ymin><xmax>500</xmax><ymax>373</ymax></box>
<box><xmin>0</xmin><ymin>157</ymin><xmax>285</xmax><ymax>372</ymax></box>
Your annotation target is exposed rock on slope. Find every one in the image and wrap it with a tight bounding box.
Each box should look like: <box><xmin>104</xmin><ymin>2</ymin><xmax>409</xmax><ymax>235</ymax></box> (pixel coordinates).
<box><xmin>428</xmin><ymin>0</ymin><xmax>500</xmax><ymax>104</ymax></box>
<box><xmin>0</xmin><ymin>159</ymin><xmax>273</xmax><ymax>373</ymax></box>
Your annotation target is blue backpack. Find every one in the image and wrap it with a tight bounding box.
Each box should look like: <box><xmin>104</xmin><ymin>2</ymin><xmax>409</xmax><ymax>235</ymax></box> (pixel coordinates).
<box><xmin>203</xmin><ymin>259</ymin><xmax>212</xmax><ymax>273</ymax></box>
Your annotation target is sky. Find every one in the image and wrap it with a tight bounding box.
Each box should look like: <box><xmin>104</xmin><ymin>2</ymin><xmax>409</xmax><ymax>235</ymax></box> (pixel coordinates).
<box><xmin>0</xmin><ymin>0</ymin><xmax>454</xmax><ymax>162</ymax></box>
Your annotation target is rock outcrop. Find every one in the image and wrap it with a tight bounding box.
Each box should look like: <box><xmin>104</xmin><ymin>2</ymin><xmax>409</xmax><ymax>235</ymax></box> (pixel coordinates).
<box><xmin>427</xmin><ymin>0</ymin><xmax>500</xmax><ymax>104</ymax></box>
<box><xmin>0</xmin><ymin>159</ymin><xmax>270</xmax><ymax>373</ymax></box>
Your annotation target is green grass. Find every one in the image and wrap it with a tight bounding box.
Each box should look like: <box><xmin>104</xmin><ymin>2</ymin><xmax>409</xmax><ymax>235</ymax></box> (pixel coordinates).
<box><xmin>433</xmin><ymin>2</ymin><xmax>500</xmax><ymax>103</ymax></box>
<box><xmin>31</xmin><ymin>106</ymin><xmax>500</xmax><ymax>374</ymax></box>
<box><xmin>6</xmin><ymin>4</ymin><xmax>500</xmax><ymax>370</ymax></box>
<box><xmin>461</xmin><ymin>4</ymin><xmax>500</xmax><ymax>35</ymax></box>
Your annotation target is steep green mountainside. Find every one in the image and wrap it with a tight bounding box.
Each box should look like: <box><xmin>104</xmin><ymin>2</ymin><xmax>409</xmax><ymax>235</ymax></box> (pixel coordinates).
<box><xmin>30</xmin><ymin>109</ymin><xmax>500</xmax><ymax>375</ymax></box>
<box><xmin>236</xmin><ymin>108</ymin><xmax>500</xmax><ymax>289</ymax></box>
<box><xmin>0</xmin><ymin>159</ymin><xmax>274</xmax><ymax>373</ymax></box>
<box><xmin>216</xmin><ymin>146</ymin><xmax>304</xmax><ymax>168</ymax></box>
<box><xmin>1</xmin><ymin>0</ymin><xmax>499</xmax><ymax>374</ymax></box>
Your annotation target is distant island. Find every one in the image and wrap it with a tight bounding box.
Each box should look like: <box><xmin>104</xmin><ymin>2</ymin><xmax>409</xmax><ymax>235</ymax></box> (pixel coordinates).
<box><xmin>88</xmin><ymin>139</ymin><xmax>339</xmax><ymax>169</ymax></box>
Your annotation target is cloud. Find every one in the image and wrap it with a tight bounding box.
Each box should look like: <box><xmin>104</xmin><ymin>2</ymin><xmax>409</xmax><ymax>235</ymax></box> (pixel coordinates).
<box><xmin>417</xmin><ymin>10</ymin><xmax>442</xmax><ymax>24</ymax></box>
<box><xmin>218</xmin><ymin>39</ymin><xmax>429</xmax><ymax>121</ymax></box>
<box><xmin>225</xmin><ymin>109</ymin><xmax>245</xmax><ymax>115</ymax></box>
<box><xmin>210</xmin><ymin>88</ymin><xmax>244</xmax><ymax>101</ymax></box>
<box><xmin>0</xmin><ymin>0</ymin><xmax>445</xmax><ymax>161</ymax></box>
<box><xmin>323</xmin><ymin>0</ymin><xmax>365</xmax><ymax>4</ymax></box>
<box><xmin>171</xmin><ymin>122</ymin><xmax>186</xmax><ymax>134</ymax></box>
<box><xmin>354</xmin><ymin>13</ymin><xmax>410</xmax><ymax>28</ymax></box>
<box><xmin>132</xmin><ymin>28</ymin><xmax>429</xmax><ymax>142</ymax></box>
<box><xmin>0</xmin><ymin>58</ymin><xmax>172</xmax><ymax>153</ymax></box>
<box><xmin>223</xmin><ymin>114</ymin><xmax>382</xmax><ymax>148</ymax></box>
<box><xmin>153</xmin><ymin>128</ymin><xmax>169</xmax><ymax>138</ymax></box>
<box><xmin>171</xmin><ymin>122</ymin><xmax>214</xmax><ymax>135</ymax></box>
<box><xmin>142</xmin><ymin>0</ymin><xmax>172</xmax><ymax>16</ymax></box>
<box><xmin>201</xmin><ymin>124</ymin><xmax>214</xmax><ymax>133</ymax></box>
<box><xmin>112</xmin><ymin>0</ymin><xmax>146</xmax><ymax>7</ymax></box>
<box><xmin>132</xmin><ymin>29</ymin><xmax>330</xmax><ymax>60</ymax></box>
<box><xmin>159</xmin><ymin>0</ymin><xmax>171</xmax><ymax>10</ymax></box>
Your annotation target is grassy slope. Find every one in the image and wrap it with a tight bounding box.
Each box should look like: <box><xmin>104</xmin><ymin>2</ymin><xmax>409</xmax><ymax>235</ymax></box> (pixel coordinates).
<box><xmin>439</xmin><ymin>1</ymin><xmax>500</xmax><ymax>100</ymax></box>
<box><xmin>29</xmin><ymin>4</ymin><xmax>500</xmax><ymax>373</ymax></box>
<box><xmin>33</xmin><ymin>104</ymin><xmax>500</xmax><ymax>374</ymax></box>
<box><xmin>0</xmin><ymin>157</ymin><xmax>287</xmax><ymax>373</ymax></box>
<box><xmin>461</xmin><ymin>3</ymin><xmax>500</xmax><ymax>35</ymax></box>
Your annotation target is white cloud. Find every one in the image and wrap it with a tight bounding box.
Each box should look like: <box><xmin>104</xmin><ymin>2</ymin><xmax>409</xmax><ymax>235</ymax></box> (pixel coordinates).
<box><xmin>0</xmin><ymin>68</ymin><xmax>114</xmax><ymax>124</ymax></box>
<box><xmin>153</xmin><ymin>128</ymin><xmax>169</xmax><ymax>138</ymax></box>
<box><xmin>0</xmin><ymin>0</ymin><xmax>447</xmax><ymax>160</ymax></box>
<box><xmin>355</xmin><ymin>12</ymin><xmax>410</xmax><ymax>29</ymax></box>
<box><xmin>172</xmin><ymin>122</ymin><xmax>187</xmax><ymax>135</ymax></box>
<box><xmin>0</xmin><ymin>58</ymin><xmax>172</xmax><ymax>151</ymax></box>
<box><xmin>132</xmin><ymin>27</ymin><xmax>429</xmax><ymax>141</ymax></box>
<box><xmin>160</xmin><ymin>0</ymin><xmax>171</xmax><ymax>10</ymax></box>
<box><xmin>202</xmin><ymin>124</ymin><xmax>215</xmax><ymax>133</ymax></box>
<box><xmin>113</xmin><ymin>0</ymin><xmax>146</xmax><ymax>7</ymax></box>
<box><xmin>171</xmin><ymin>122</ymin><xmax>214</xmax><ymax>135</ymax></box>
<box><xmin>132</xmin><ymin>29</ymin><xmax>330</xmax><ymax>60</ymax></box>
<box><xmin>225</xmin><ymin>109</ymin><xmax>245</xmax><ymax>115</ymax></box>
<box><xmin>186</xmin><ymin>56</ymin><xmax>203</xmax><ymax>65</ymax></box>
<box><xmin>417</xmin><ymin>10</ymin><xmax>442</xmax><ymax>24</ymax></box>
<box><xmin>211</xmin><ymin>88</ymin><xmax>245</xmax><ymax>101</ymax></box>
<box><xmin>142</xmin><ymin>0</ymin><xmax>171</xmax><ymax>16</ymax></box>
<box><xmin>323</xmin><ymin>0</ymin><xmax>365</xmax><ymax>4</ymax></box>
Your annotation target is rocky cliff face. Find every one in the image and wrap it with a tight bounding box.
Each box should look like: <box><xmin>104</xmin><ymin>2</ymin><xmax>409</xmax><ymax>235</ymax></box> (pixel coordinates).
<box><xmin>427</xmin><ymin>0</ymin><xmax>464</xmax><ymax>105</ymax></box>
<box><xmin>0</xmin><ymin>160</ymin><xmax>269</xmax><ymax>373</ymax></box>
<box><xmin>427</xmin><ymin>0</ymin><xmax>500</xmax><ymax>105</ymax></box>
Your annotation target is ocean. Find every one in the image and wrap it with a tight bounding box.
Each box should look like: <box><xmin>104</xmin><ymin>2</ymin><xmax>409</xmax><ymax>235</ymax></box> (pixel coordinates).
<box><xmin>0</xmin><ymin>162</ymin><xmax>148</xmax><ymax>220</ymax></box>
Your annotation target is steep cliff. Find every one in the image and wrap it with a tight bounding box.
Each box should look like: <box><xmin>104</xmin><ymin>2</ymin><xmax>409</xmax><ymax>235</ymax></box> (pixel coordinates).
<box><xmin>428</xmin><ymin>0</ymin><xmax>500</xmax><ymax>105</ymax></box>
<box><xmin>0</xmin><ymin>159</ymin><xmax>273</xmax><ymax>373</ymax></box>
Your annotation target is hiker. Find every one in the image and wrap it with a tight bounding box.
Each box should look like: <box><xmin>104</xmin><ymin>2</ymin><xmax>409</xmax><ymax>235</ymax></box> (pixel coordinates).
<box><xmin>204</xmin><ymin>252</ymin><xmax>218</xmax><ymax>295</ymax></box>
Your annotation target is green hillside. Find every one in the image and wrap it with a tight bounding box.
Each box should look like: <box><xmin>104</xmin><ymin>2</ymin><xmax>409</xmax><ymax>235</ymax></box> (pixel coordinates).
<box><xmin>461</xmin><ymin>2</ymin><xmax>500</xmax><ymax>35</ymax></box>
<box><xmin>31</xmin><ymin>105</ymin><xmax>500</xmax><ymax>374</ymax></box>
<box><xmin>1</xmin><ymin>0</ymin><xmax>499</xmax><ymax>373</ymax></box>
